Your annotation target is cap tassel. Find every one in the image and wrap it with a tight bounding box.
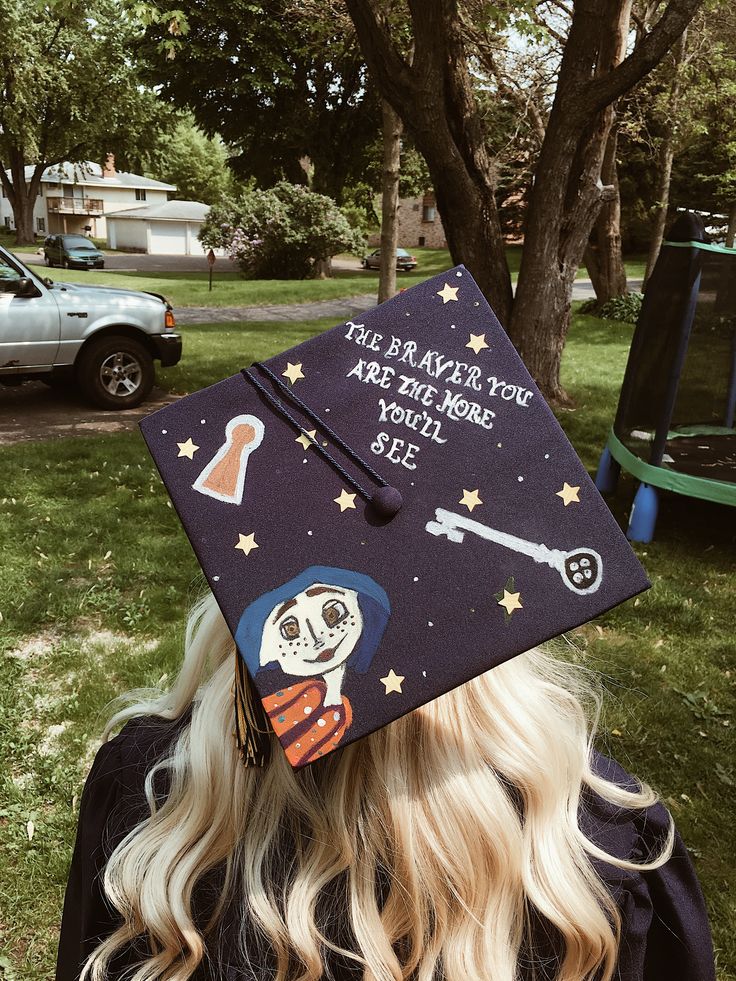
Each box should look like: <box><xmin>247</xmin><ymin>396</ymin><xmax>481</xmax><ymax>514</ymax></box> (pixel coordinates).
<box><xmin>233</xmin><ymin>648</ymin><xmax>271</xmax><ymax>767</ymax></box>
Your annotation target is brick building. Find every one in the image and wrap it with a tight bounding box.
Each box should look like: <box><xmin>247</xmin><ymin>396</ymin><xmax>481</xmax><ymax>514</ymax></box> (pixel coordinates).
<box><xmin>369</xmin><ymin>191</ymin><xmax>448</xmax><ymax>249</ymax></box>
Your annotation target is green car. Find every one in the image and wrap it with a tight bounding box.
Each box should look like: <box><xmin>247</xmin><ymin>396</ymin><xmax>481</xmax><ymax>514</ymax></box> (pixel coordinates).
<box><xmin>43</xmin><ymin>234</ymin><xmax>105</xmax><ymax>270</ymax></box>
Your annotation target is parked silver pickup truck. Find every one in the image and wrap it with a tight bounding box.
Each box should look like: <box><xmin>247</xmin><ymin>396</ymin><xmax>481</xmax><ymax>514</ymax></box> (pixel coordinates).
<box><xmin>0</xmin><ymin>244</ymin><xmax>181</xmax><ymax>409</ymax></box>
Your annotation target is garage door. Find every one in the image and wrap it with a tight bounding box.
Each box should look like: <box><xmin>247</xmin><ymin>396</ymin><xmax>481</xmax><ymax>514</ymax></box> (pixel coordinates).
<box><xmin>187</xmin><ymin>224</ymin><xmax>206</xmax><ymax>255</ymax></box>
<box><xmin>149</xmin><ymin>220</ymin><xmax>187</xmax><ymax>255</ymax></box>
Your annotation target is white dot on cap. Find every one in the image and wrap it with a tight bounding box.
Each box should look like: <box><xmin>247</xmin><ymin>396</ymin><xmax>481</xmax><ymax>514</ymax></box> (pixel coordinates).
<box><xmin>213</xmin><ymin>575</ymin><xmax>220</xmax><ymax>582</ymax></box>
<box><xmin>302</xmin><ymin>458</ymin><xmax>308</xmax><ymax>464</ymax></box>
<box><xmin>304</xmin><ymin>706</ymin><xmax>312</xmax><ymax>714</ymax></box>
<box><xmin>200</xmin><ymin>419</ymin><xmax>206</xmax><ymax>424</ymax></box>
<box><xmin>544</xmin><ymin>453</ymin><xmax>550</xmax><ymax>459</ymax></box>
<box><xmin>307</xmin><ymin>530</ymin><xmax>313</xmax><ymax>536</ymax></box>
<box><xmin>422</xmin><ymin>670</ymin><xmax>427</xmax><ymax>677</ymax></box>
<box><xmin>474</xmin><ymin>301</ymin><xmax>480</xmax><ymax>306</ymax></box>
<box><xmin>405</xmin><ymin>312</ymin><xmax>411</xmax><ymax>316</ymax></box>
<box><xmin>518</xmin><ymin>476</ymin><xmax>524</xmax><ymax>482</ymax></box>
<box><xmin>325</xmin><ymin>408</ymin><xmax>330</xmax><ymax>413</ymax></box>
<box><xmin>428</xmin><ymin>621</ymin><xmax>434</xmax><ymax>627</ymax></box>
<box><xmin>456</xmin><ymin>271</ymin><xmax>462</xmax><ymax>277</ymax></box>
<box><xmin>317</xmin><ymin>718</ymin><xmax>326</xmax><ymax>727</ymax></box>
<box><xmin>413</xmin><ymin>576</ymin><xmax>419</xmax><ymax>582</ymax></box>
<box><xmin>497</xmin><ymin>442</ymin><xmax>502</xmax><ymax>448</ymax></box>
<box><xmin>161</xmin><ymin>429</ymin><xmax>167</xmax><ymax>434</ymax></box>
<box><xmin>450</xmin><ymin>324</ymin><xmax>456</xmax><ymax>329</ymax></box>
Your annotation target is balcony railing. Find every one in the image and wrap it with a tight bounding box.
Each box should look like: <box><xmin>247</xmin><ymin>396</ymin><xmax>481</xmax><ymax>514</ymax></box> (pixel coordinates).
<box><xmin>47</xmin><ymin>197</ymin><xmax>104</xmax><ymax>215</ymax></box>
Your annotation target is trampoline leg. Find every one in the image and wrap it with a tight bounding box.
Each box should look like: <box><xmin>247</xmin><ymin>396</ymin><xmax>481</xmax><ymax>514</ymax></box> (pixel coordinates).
<box><xmin>595</xmin><ymin>446</ymin><xmax>621</xmax><ymax>495</ymax></box>
<box><xmin>628</xmin><ymin>483</ymin><xmax>659</xmax><ymax>543</ymax></box>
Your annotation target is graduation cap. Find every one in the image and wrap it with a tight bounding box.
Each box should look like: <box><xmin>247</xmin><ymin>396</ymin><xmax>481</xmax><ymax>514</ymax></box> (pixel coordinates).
<box><xmin>139</xmin><ymin>266</ymin><xmax>649</xmax><ymax>769</ymax></box>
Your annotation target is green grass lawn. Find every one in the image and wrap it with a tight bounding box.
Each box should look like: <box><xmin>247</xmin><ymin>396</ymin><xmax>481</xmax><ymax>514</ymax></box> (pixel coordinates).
<box><xmin>1</xmin><ymin>313</ymin><xmax>733</xmax><ymax>979</ymax></box>
<box><xmin>6</xmin><ymin>244</ymin><xmax>647</xmax><ymax>308</ymax></box>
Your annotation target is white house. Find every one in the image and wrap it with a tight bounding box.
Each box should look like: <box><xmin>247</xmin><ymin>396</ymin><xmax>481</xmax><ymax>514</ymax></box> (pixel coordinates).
<box><xmin>106</xmin><ymin>200</ymin><xmax>212</xmax><ymax>256</ymax></box>
<box><xmin>0</xmin><ymin>156</ymin><xmax>176</xmax><ymax>240</ymax></box>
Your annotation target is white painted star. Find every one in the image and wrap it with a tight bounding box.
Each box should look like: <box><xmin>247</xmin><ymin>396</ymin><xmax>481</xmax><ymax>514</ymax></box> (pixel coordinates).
<box><xmin>282</xmin><ymin>361</ymin><xmax>305</xmax><ymax>384</ymax></box>
<box><xmin>459</xmin><ymin>488</ymin><xmax>483</xmax><ymax>512</ymax></box>
<box><xmin>333</xmin><ymin>489</ymin><xmax>357</xmax><ymax>512</ymax></box>
<box><xmin>380</xmin><ymin>669</ymin><xmax>405</xmax><ymax>694</ymax></box>
<box><xmin>234</xmin><ymin>532</ymin><xmax>259</xmax><ymax>556</ymax></box>
<box><xmin>466</xmin><ymin>332</ymin><xmax>489</xmax><ymax>355</ymax></box>
<box><xmin>498</xmin><ymin>590</ymin><xmax>523</xmax><ymax>615</ymax></box>
<box><xmin>177</xmin><ymin>438</ymin><xmax>199</xmax><ymax>459</ymax></box>
<box><xmin>437</xmin><ymin>283</ymin><xmax>459</xmax><ymax>304</ymax></box>
<box><xmin>556</xmin><ymin>482</ymin><xmax>581</xmax><ymax>506</ymax></box>
<box><xmin>295</xmin><ymin>429</ymin><xmax>317</xmax><ymax>450</ymax></box>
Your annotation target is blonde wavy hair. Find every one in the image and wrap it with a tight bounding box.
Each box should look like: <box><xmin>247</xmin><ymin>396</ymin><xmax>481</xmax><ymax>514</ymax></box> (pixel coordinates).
<box><xmin>84</xmin><ymin>591</ymin><xmax>672</xmax><ymax>981</ymax></box>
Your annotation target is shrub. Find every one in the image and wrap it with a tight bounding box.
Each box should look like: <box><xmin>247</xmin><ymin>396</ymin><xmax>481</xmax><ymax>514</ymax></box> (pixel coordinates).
<box><xmin>579</xmin><ymin>292</ymin><xmax>644</xmax><ymax>324</ymax></box>
<box><xmin>200</xmin><ymin>182</ymin><xmax>364</xmax><ymax>279</ymax></box>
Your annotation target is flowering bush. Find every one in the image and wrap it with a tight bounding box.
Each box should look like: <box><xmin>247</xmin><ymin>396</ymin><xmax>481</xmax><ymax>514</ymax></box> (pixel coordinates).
<box><xmin>200</xmin><ymin>182</ymin><xmax>364</xmax><ymax>279</ymax></box>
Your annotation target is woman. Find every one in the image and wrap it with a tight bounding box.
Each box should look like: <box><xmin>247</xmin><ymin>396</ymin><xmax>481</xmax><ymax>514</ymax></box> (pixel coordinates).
<box><xmin>56</xmin><ymin>591</ymin><xmax>715</xmax><ymax>981</ymax></box>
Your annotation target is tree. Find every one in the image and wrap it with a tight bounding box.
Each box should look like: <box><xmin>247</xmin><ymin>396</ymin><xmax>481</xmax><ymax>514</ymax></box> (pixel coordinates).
<box><xmin>378</xmin><ymin>101</ymin><xmax>403</xmax><ymax>303</ymax></box>
<box><xmin>344</xmin><ymin>0</ymin><xmax>703</xmax><ymax>402</ymax></box>
<box><xmin>200</xmin><ymin>182</ymin><xmax>363</xmax><ymax>279</ymax></box>
<box><xmin>146</xmin><ymin>116</ymin><xmax>237</xmax><ymax>205</ymax></box>
<box><xmin>0</xmin><ymin>0</ymin><xmax>172</xmax><ymax>245</ymax></box>
<box><xmin>137</xmin><ymin>0</ymin><xmax>379</xmax><ymax>205</ymax></box>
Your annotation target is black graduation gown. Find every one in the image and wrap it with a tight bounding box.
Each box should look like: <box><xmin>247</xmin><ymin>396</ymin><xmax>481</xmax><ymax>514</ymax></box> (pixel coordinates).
<box><xmin>55</xmin><ymin>716</ymin><xmax>717</xmax><ymax>981</ymax></box>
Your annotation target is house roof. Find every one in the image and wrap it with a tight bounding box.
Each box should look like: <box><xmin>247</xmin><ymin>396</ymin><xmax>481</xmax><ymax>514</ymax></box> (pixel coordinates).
<box><xmin>105</xmin><ymin>201</ymin><xmax>210</xmax><ymax>222</ymax></box>
<box><xmin>14</xmin><ymin>161</ymin><xmax>177</xmax><ymax>192</ymax></box>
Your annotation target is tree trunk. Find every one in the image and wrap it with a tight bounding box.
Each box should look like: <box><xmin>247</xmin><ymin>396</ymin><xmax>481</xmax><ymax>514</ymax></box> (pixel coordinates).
<box><xmin>726</xmin><ymin>201</ymin><xmax>736</xmax><ymax>249</ymax></box>
<box><xmin>643</xmin><ymin>136</ymin><xmax>676</xmax><ymax>285</ymax></box>
<box><xmin>643</xmin><ymin>30</ymin><xmax>688</xmax><ymax>287</ymax></box>
<box><xmin>583</xmin><ymin>1</ymin><xmax>631</xmax><ymax>304</ymax></box>
<box><xmin>378</xmin><ymin>99</ymin><xmax>402</xmax><ymax>303</ymax></box>
<box><xmin>0</xmin><ymin>150</ymin><xmax>43</xmax><ymax>246</ymax></box>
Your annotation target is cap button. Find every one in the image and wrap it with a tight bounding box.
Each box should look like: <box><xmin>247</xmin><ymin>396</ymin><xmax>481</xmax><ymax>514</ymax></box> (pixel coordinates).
<box><xmin>371</xmin><ymin>485</ymin><xmax>403</xmax><ymax>519</ymax></box>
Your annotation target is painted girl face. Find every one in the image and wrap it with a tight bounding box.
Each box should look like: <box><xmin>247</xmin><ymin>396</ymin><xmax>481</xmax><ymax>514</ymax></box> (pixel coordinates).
<box><xmin>259</xmin><ymin>582</ymin><xmax>363</xmax><ymax>677</ymax></box>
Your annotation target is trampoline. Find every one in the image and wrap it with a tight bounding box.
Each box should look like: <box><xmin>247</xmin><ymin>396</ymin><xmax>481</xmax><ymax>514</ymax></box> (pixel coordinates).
<box><xmin>595</xmin><ymin>212</ymin><xmax>736</xmax><ymax>542</ymax></box>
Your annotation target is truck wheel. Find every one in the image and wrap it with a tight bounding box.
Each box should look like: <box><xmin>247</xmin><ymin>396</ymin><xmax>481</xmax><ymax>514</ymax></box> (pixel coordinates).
<box><xmin>76</xmin><ymin>335</ymin><xmax>154</xmax><ymax>410</ymax></box>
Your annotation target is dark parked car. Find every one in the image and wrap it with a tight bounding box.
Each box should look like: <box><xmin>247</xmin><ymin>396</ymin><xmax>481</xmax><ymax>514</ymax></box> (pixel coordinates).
<box><xmin>44</xmin><ymin>234</ymin><xmax>105</xmax><ymax>270</ymax></box>
<box><xmin>361</xmin><ymin>248</ymin><xmax>417</xmax><ymax>271</ymax></box>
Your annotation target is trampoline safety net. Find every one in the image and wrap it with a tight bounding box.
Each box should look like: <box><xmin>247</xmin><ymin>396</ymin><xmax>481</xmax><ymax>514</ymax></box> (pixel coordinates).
<box><xmin>613</xmin><ymin>213</ymin><xmax>736</xmax><ymax>491</ymax></box>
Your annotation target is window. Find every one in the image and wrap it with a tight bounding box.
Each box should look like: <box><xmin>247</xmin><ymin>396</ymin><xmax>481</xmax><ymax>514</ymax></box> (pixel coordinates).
<box><xmin>3</xmin><ymin>216</ymin><xmax>10</xmax><ymax>229</ymax></box>
<box><xmin>418</xmin><ymin>236</ymin><xmax>426</xmax><ymax>247</ymax></box>
<box><xmin>37</xmin><ymin>217</ymin><xmax>46</xmax><ymax>232</ymax></box>
<box><xmin>135</xmin><ymin>188</ymin><xmax>147</xmax><ymax>201</ymax></box>
<box><xmin>422</xmin><ymin>205</ymin><xmax>436</xmax><ymax>223</ymax></box>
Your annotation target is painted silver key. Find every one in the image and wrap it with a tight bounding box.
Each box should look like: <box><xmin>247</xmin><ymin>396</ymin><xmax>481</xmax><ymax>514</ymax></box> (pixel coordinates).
<box><xmin>425</xmin><ymin>508</ymin><xmax>603</xmax><ymax>595</ymax></box>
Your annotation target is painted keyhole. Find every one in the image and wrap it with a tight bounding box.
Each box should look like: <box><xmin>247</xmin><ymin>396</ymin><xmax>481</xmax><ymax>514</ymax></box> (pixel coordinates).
<box><xmin>193</xmin><ymin>414</ymin><xmax>265</xmax><ymax>505</ymax></box>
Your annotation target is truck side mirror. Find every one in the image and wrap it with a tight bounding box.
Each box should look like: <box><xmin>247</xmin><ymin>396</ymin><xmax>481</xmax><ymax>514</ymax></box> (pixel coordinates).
<box><xmin>14</xmin><ymin>277</ymin><xmax>38</xmax><ymax>298</ymax></box>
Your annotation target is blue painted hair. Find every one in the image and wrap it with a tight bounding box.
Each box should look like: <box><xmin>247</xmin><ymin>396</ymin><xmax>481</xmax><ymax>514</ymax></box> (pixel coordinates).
<box><xmin>235</xmin><ymin>565</ymin><xmax>391</xmax><ymax>678</ymax></box>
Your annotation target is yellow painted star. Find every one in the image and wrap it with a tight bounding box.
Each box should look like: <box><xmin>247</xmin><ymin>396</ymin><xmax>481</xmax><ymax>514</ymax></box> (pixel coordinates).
<box><xmin>437</xmin><ymin>282</ymin><xmax>459</xmax><ymax>304</ymax></box>
<box><xmin>498</xmin><ymin>590</ymin><xmax>523</xmax><ymax>615</ymax></box>
<box><xmin>234</xmin><ymin>532</ymin><xmax>259</xmax><ymax>556</ymax></box>
<box><xmin>556</xmin><ymin>482</ymin><xmax>581</xmax><ymax>506</ymax></box>
<box><xmin>466</xmin><ymin>332</ymin><xmax>489</xmax><ymax>355</ymax></box>
<box><xmin>177</xmin><ymin>437</ymin><xmax>199</xmax><ymax>459</ymax></box>
<box><xmin>282</xmin><ymin>361</ymin><xmax>305</xmax><ymax>384</ymax></box>
<box><xmin>295</xmin><ymin>429</ymin><xmax>317</xmax><ymax>450</ymax></box>
<box><xmin>459</xmin><ymin>488</ymin><xmax>483</xmax><ymax>512</ymax></box>
<box><xmin>380</xmin><ymin>669</ymin><xmax>405</xmax><ymax>694</ymax></box>
<box><xmin>333</xmin><ymin>489</ymin><xmax>357</xmax><ymax>512</ymax></box>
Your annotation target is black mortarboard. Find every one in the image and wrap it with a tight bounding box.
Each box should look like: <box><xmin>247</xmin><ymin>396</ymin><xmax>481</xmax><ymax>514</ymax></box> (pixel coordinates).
<box><xmin>139</xmin><ymin>266</ymin><xmax>649</xmax><ymax>769</ymax></box>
